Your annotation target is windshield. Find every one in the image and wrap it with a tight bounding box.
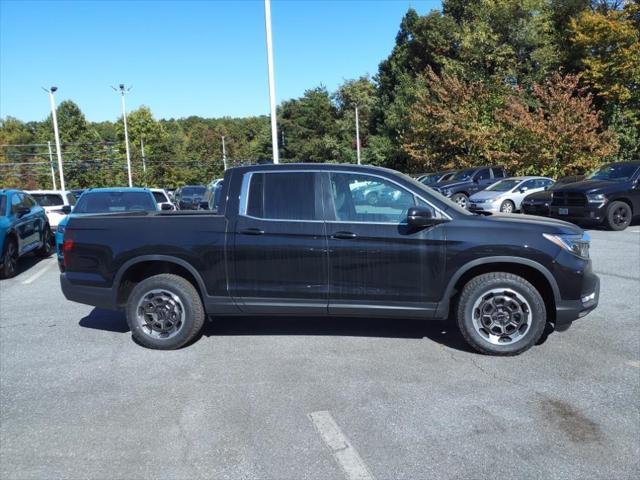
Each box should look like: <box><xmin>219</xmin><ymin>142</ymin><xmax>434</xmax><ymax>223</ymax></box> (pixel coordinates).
<box><xmin>587</xmin><ymin>163</ymin><xmax>639</xmax><ymax>182</ymax></box>
<box><xmin>31</xmin><ymin>193</ymin><xmax>63</xmax><ymax>206</ymax></box>
<box><xmin>181</xmin><ymin>186</ymin><xmax>205</xmax><ymax>196</ymax></box>
<box><xmin>452</xmin><ymin>169</ymin><xmax>475</xmax><ymax>181</ymax></box>
<box><xmin>152</xmin><ymin>191</ymin><xmax>168</xmax><ymax>203</ymax></box>
<box><xmin>486</xmin><ymin>179</ymin><xmax>520</xmax><ymax>192</ymax></box>
<box><xmin>73</xmin><ymin>192</ymin><xmax>157</xmax><ymax>214</ymax></box>
<box><xmin>420</xmin><ymin>173</ymin><xmax>442</xmax><ymax>185</ymax></box>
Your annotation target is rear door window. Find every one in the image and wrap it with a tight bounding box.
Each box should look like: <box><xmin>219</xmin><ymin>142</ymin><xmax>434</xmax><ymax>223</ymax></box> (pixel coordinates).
<box><xmin>31</xmin><ymin>193</ymin><xmax>63</xmax><ymax>206</ymax></box>
<box><xmin>246</xmin><ymin>172</ymin><xmax>318</xmax><ymax>221</ymax></box>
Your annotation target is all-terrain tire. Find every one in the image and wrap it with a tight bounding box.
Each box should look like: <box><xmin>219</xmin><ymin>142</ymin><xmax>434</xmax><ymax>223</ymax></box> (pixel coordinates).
<box><xmin>456</xmin><ymin>272</ymin><xmax>546</xmax><ymax>356</ymax></box>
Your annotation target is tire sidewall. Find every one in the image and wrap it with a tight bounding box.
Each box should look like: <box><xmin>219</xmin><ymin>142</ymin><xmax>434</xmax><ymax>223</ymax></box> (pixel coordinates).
<box><xmin>452</xmin><ymin>193</ymin><xmax>468</xmax><ymax>208</ymax></box>
<box><xmin>2</xmin><ymin>239</ymin><xmax>18</xmax><ymax>278</ymax></box>
<box><xmin>606</xmin><ymin>201</ymin><xmax>631</xmax><ymax>231</ymax></box>
<box><xmin>126</xmin><ymin>276</ymin><xmax>202</xmax><ymax>349</ymax></box>
<box><xmin>458</xmin><ymin>276</ymin><xmax>546</xmax><ymax>355</ymax></box>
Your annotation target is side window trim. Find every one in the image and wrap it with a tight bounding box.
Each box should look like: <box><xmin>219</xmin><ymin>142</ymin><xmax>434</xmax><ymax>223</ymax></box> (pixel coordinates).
<box><xmin>238</xmin><ymin>169</ymin><xmax>451</xmax><ymax>223</ymax></box>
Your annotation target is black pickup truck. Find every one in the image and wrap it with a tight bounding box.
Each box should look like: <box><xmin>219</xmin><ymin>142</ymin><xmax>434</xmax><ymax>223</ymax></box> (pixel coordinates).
<box><xmin>60</xmin><ymin>163</ymin><xmax>600</xmax><ymax>355</ymax></box>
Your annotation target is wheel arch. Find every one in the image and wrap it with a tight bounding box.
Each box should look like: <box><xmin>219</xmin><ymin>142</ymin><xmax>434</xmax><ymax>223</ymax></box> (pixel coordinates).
<box><xmin>114</xmin><ymin>255</ymin><xmax>207</xmax><ymax>307</ymax></box>
<box><xmin>436</xmin><ymin>256</ymin><xmax>560</xmax><ymax>322</ymax></box>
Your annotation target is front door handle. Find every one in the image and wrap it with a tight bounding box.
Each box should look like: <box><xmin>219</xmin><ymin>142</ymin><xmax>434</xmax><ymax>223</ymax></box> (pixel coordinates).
<box><xmin>240</xmin><ymin>228</ymin><xmax>264</xmax><ymax>236</ymax></box>
<box><xmin>332</xmin><ymin>231</ymin><xmax>358</xmax><ymax>239</ymax></box>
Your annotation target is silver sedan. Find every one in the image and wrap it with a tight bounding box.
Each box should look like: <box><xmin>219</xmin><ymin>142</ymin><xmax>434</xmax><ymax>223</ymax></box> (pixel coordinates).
<box><xmin>469</xmin><ymin>176</ymin><xmax>554</xmax><ymax>213</ymax></box>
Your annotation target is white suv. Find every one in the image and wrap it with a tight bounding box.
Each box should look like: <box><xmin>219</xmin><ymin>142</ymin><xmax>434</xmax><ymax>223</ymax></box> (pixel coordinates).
<box><xmin>150</xmin><ymin>188</ymin><xmax>175</xmax><ymax>210</ymax></box>
<box><xmin>27</xmin><ymin>190</ymin><xmax>76</xmax><ymax>230</ymax></box>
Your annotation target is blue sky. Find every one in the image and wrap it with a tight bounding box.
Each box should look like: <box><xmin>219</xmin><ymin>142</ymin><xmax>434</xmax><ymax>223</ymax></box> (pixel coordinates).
<box><xmin>0</xmin><ymin>0</ymin><xmax>441</xmax><ymax>122</ymax></box>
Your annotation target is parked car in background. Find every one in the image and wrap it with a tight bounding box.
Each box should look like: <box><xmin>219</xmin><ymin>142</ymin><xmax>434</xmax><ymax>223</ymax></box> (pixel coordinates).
<box><xmin>55</xmin><ymin>188</ymin><xmax>158</xmax><ymax>268</ymax></box>
<box><xmin>174</xmin><ymin>185</ymin><xmax>206</xmax><ymax>210</ymax></box>
<box><xmin>521</xmin><ymin>175</ymin><xmax>585</xmax><ymax>217</ymax></box>
<box><xmin>27</xmin><ymin>190</ymin><xmax>77</xmax><ymax>231</ymax></box>
<box><xmin>419</xmin><ymin>170</ymin><xmax>456</xmax><ymax>186</ymax></box>
<box><xmin>60</xmin><ymin>163</ymin><xmax>599</xmax><ymax>355</ymax></box>
<box><xmin>432</xmin><ymin>166</ymin><xmax>507</xmax><ymax>208</ymax></box>
<box><xmin>549</xmin><ymin>161</ymin><xmax>640</xmax><ymax>231</ymax></box>
<box><xmin>469</xmin><ymin>177</ymin><xmax>554</xmax><ymax>214</ymax></box>
<box><xmin>150</xmin><ymin>188</ymin><xmax>175</xmax><ymax>210</ymax></box>
<box><xmin>0</xmin><ymin>189</ymin><xmax>52</xmax><ymax>278</ymax></box>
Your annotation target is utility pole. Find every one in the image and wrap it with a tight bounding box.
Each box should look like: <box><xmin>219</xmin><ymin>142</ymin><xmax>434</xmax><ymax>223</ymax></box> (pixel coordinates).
<box><xmin>264</xmin><ymin>0</ymin><xmax>279</xmax><ymax>164</ymax></box>
<box><xmin>43</xmin><ymin>87</ymin><xmax>65</xmax><ymax>192</ymax></box>
<box><xmin>355</xmin><ymin>105</ymin><xmax>361</xmax><ymax>165</ymax></box>
<box><xmin>221</xmin><ymin>136</ymin><xmax>227</xmax><ymax>171</ymax></box>
<box><xmin>140</xmin><ymin>139</ymin><xmax>147</xmax><ymax>186</ymax></box>
<box><xmin>47</xmin><ymin>141</ymin><xmax>57</xmax><ymax>190</ymax></box>
<box><xmin>112</xmin><ymin>84</ymin><xmax>133</xmax><ymax>187</ymax></box>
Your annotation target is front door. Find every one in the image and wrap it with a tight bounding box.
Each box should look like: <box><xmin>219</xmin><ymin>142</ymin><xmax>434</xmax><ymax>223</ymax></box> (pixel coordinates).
<box><xmin>231</xmin><ymin>171</ymin><xmax>328</xmax><ymax>314</ymax></box>
<box><xmin>323</xmin><ymin>172</ymin><xmax>446</xmax><ymax>318</ymax></box>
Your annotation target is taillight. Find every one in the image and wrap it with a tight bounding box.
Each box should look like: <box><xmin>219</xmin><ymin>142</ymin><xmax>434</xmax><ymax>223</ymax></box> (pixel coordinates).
<box><xmin>62</xmin><ymin>237</ymin><xmax>74</xmax><ymax>268</ymax></box>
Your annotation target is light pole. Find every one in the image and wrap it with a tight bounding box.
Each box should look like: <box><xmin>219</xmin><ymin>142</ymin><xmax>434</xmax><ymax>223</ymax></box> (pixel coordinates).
<box><xmin>355</xmin><ymin>105</ymin><xmax>361</xmax><ymax>165</ymax></box>
<box><xmin>140</xmin><ymin>139</ymin><xmax>147</xmax><ymax>186</ymax></box>
<box><xmin>47</xmin><ymin>141</ymin><xmax>57</xmax><ymax>190</ymax></box>
<box><xmin>221</xmin><ymin>136</ymin><xmax>227</xmax><ymax>171</ymax></box>
<box><xmin>112</xmin><ymin>84</ymin><xmax>133</xmax><ymax>187</ymax></box>
<box><xmin>264</xmin><ymin>0</ymin><xmax>279</xmax><ymax>164</ymax></box>
<box><xmin>42</xmin><ymin>86</ymin><xmax>65</xmax><ymax>192</ymax></box>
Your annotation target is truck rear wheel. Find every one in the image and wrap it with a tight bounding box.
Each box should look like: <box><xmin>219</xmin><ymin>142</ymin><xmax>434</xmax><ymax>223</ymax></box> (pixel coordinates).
<box><xmin>456</xmin><ymin>272</ymin><xmax>546</xmax><ymax>355</ymax></box>
<box><xmin>126</xmin><ymin>273</ymin><xmax>205</xmax><ymax>349</ymax></box>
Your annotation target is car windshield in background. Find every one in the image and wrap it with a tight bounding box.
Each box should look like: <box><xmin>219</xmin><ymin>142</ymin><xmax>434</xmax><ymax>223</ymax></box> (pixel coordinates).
<box><xmin>452</xmin><ymin>169</ymin><xmax>475</xmax><ymax>181</ymax></box>
<box><xmin>152</xmin><ymin>192</ymin><xmax>167</xmax><ymax>203</ymax></box>
<box><xmin>182</xmin><ymin>187</ymin><xmax>205</xmax><ymax>196</ymax></box>
<box><xmin>420</xmin><ymin>173</ymin><xmax>441</xmax><ymax>184</ymax></box>
<box><xmin>31</xmin><ymin>193</ymin><xmax>63</xmax><ymax>206</ymax></box>
<box><xmin>73</xmin><ymin>192</ymin><xmax>156</xmax><ymax>214</ymax></box>
<box><xmin>587</xmin><ymin>164</ymin><xmax>639</xmax><ymax>181</ymax></box>
<box><xmin>486</xmin><ymin>179</ymin><xmax>520</xmax><ymax>192</ymax></box>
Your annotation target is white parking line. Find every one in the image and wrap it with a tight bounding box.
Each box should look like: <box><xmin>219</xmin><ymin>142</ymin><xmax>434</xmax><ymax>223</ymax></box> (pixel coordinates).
<box><xmin>21</xmin><ymin>259</ymin><xmax>55</xmax><ymax>285</ymax></box>
<box><xmin>309</xmin><ymin>411</ymin><xmax>374</xmax><ymax>480</ymax></box>
<box><xmin>627</xmin><ymin>361</ymin><xmax>640</xmax><ymax>369</ymax></box>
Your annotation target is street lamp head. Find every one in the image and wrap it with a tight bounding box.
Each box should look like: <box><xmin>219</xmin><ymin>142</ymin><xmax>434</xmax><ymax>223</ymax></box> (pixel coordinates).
<box><xmin>119</xmin><ymin>84</ymin><xmax>125</xmax><ymax>91</ymax></box>
<box><xmin>50</xmin><ymin>86</ymin><xmax>58</xmax><ymax>93</ymax></box>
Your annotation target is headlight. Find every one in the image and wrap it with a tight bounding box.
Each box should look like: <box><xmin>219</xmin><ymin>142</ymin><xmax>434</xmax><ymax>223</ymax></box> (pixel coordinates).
<box><xmin>586</xmin><ymin>193</ymin><xmax>607</xmax><ymax>204</ymax></box>
<box><xmin>57</xmin><ymin>224</ymin><xmax>66</xmax><ymax>234</ymax></box>
<box><xmin>543</xmin><ymin>233</ymin><xmax>590</xmax><ymax>259</ymax></box>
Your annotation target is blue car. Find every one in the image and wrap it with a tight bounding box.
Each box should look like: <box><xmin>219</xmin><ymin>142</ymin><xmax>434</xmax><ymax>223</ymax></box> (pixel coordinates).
<box><xmin>56</xmin><ymin>188</ymin><xmax>158</xmax><ymax>268</ymax></box>
<box><xmin>0</xmin><ymin>189</ymin><xmax>53</xmax><ymax>278</ymax></box>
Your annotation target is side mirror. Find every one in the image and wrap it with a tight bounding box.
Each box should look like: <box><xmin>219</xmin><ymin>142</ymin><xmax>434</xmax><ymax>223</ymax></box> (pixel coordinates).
<box><xmin>473</xmin><ymin>177</ymin><xmax>480</xmax><ymax>183</ymax></box>
<box><xmin>61</xmin><ymin>205</ymin><xmax>72</xmax><ymax>215</ymax></box>
<box><xmin>519</xmin><ymin>187</ymin><xmax>528</xmax><ymax>193</ymax></box>
<box><xmin>407</xmin><ymin>207</ymin><xmax>442</xmax><ymax>228</ymax></box>
<box><xmin>16</xmin><ymin>207</ymin><xmax>30</xmax><ymax>218</ymax></box>
<box><xmin>161</xmin><ymin>203</ymin><xmax>174</xmax><ymax>211</ymax></box>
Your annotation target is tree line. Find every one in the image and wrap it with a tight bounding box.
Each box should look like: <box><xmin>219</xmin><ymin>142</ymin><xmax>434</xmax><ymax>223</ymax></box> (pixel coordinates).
<box><xmin>1</xmin><ymin>0</ymin><xmax>638</xmax><ymax>190</ymax></box>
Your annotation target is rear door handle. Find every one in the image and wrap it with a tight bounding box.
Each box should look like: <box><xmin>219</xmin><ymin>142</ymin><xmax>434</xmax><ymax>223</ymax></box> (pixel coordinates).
<box><xmin>332</xmin><ymin>231</ymin><xmax>358</xmax><ymax>239</ymax></box>
<box><xmin>240</xmin><ymin>228</ymin><xmax>264</xmax><ymax>236</ymax></box>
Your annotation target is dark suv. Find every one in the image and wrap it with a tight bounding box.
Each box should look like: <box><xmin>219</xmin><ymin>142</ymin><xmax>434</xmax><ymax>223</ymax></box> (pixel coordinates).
<box><xmin>549</xmin><ymin>162</ymin><xmax>640</xmax><ymax>231</ymax></box>
<box><xmin>432</xmin><ymin>166</ymin><xmax>507</xmax><ymax>209</ymax></box>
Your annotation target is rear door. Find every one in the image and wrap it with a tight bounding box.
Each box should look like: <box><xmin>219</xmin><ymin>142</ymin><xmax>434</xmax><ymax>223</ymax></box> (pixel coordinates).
<box><xmin>323</xmin><ymin>171</ymin><xmax>446</xmax><ymax>317</ymax></box>
<box><xmin>470</xmin><ymin>168</ymin><xmax>493</xmax><ymax>194</ymax></box>
<box><xmin>230</xmin><ymin>171</ymin><xmax>328</xmax><ymax>314</ymax></box>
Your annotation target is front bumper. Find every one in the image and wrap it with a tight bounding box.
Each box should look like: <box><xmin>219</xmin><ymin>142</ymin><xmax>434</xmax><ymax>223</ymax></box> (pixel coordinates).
<box><xmin>549</xmin><ymin>203</ymin><xmax>607</xmax><ymax>224</ymax></box>
<box><xmin>554</xmin><ymin>271</ymin><xmax>600</xmax><ymax>328</ymax></box>
<box><xmin>521</xmin><ymin>202</ymin><xmax>550</xmax><ymax>216</ymax></box>
<box><xmin>468</xmin><ymin>201</ymin><xmax>501</xmax><ymax>213</ymax></box>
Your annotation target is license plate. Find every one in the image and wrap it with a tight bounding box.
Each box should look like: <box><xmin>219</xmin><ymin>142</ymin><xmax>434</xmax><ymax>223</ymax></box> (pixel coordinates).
<box><xmin>559</xmin><ymin>208</ymin><xmax>568</xmax><ymax>215</ymax></box>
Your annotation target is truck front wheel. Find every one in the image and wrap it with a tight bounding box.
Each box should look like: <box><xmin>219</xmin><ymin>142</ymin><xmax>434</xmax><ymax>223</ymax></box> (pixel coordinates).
<box><xmin>126</xmin><ymin>273</ymin><xmax>205</xmax><ymax>349</ymax></box>
<box><xmin>456</xmin><ymin>272</ymin><xmax>546</xmax><ymax>355</ymax></box>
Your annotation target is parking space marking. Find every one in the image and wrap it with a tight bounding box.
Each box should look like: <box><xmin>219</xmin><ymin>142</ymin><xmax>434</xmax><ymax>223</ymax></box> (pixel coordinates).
<box><xmin>309</xmin><ymin>410</ymin><xmax>374</xmax><ymax>480</ymax></box>
<box><xmin>21</xmin><ymin>259</ymin><xmax>55</xmax><ymax>285</ymax></box>
<box><xmin>627</xmin><ymin>361</ymin><xmax>640</xmax><ymax>369</ymax></box>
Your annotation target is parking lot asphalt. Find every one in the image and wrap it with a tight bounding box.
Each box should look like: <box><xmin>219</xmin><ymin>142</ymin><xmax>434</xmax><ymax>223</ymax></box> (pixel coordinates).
<box><xmin>1</xmin><ymin>227</ymin><xmax>639</xmax><ymax>480</ymax></box>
